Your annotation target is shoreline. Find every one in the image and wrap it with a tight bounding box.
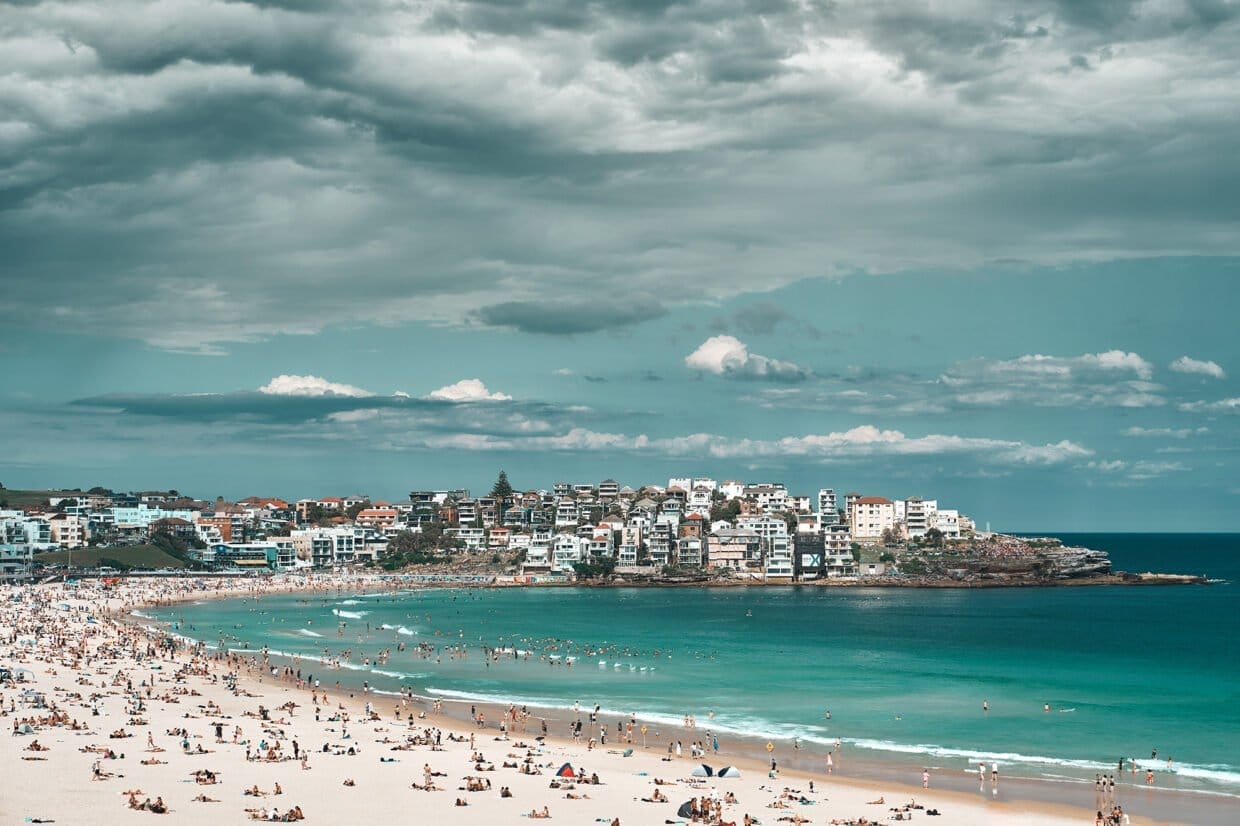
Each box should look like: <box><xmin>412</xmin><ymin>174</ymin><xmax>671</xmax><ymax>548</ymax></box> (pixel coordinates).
<box><xmin>132</xmin><ymin>576</ymin><xmax>1233</xmax><ymax>822</ymax></box>
<box><xmin>3</xmin><ymin>575</ymin><xmax>1229</xmax><ymax>825</ymax></box>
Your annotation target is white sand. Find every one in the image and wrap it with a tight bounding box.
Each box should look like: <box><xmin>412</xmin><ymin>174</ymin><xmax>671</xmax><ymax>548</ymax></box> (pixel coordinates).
<box><xmin>0</xmin><ymin>577</ymin><xmax>1126</xmax><ymax>825</ymax></box>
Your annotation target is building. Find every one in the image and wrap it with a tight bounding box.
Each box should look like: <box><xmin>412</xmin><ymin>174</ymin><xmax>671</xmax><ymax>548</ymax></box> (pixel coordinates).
<box><xmin>0</xmin><ymin>511</ymin><xmax>54</xmax><ymax>575</ymax></box>
<box><xmin>291</xmin><ymin>526</ymin><xmax>368</xmax><ymax>568</ymax></box>
<box><xmin>933</xmin><ymin>509</ymin><xmax>961</xmax><ymax>538</ymax></box>
<box><xmin>743</xmin><ymin>483</ymin><xmax>787</xmax><ymax>514</ymax></box>
<box><xmin>111</xmin><ymin>504</ymin><xmax>198</xmax><ymax>529</ymax></box>
<box><xmin>848</xmin><ymin>496</ymin><xmax>896</xmax><ymax>541</ymax></box>
<box><xmin>817</xmin><ymin>489</ymin><xmax>839</xmax><ymax>524</ymax></box>
<box><xmin>707</xmin><ymin>528</ymin><xmax>762</xmax><ymax>571</ymax></box>
<box><xmin>793</xmin><ymin>531</ymin><xmax>825</xmax><ymax>580</ymax></box>
<box><xmin>764</xmin><ymin>535</ymin><xmax>794</xmax><ymax>580</ymax></box>
<box><xmin>902</xmin><ymin>497</ymin><xmax>937</xmax><ymax>538</ymax></box>
<box><xmin>47</xmin><ymin>514</ymin><xmax>90</xmax><ymax>549</ymax></box>
<box><xmin>355</xmin><ymin>506</ymin><xmax>399</xmax><ymax>531</ymax></box>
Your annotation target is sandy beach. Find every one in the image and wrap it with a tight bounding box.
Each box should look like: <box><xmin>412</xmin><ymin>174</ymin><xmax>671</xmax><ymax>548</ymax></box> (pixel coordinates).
<box><xmin>0</xmin><ymin>577</ymin><xmax>1182</xmax><ymax>825</ymax></box>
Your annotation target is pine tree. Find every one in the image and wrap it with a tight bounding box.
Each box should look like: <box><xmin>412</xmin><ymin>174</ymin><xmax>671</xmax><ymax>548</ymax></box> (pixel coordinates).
<box><xmin>490</xmin><ymin>470</ymin><xmax>514</xmax><ymax>501</ymax></box>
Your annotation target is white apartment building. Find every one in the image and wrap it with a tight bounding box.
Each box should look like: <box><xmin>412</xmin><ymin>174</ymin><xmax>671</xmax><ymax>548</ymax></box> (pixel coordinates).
<box><xmin>554</xmin><ymin>499</ymin><xmax>579</xmax><ymax>527</ymax></box>
<box><xmin>291</xmin><ymin>526</ymin><xmax>367</xmax><ymax>567</ymax></box>
<box><xmin>451</xmin><ymin>527</ymin><xmax>486</xmax><ymax>552</ymax></box>
<box><xmin>817</xmin><ymin>489</ymin><xmax>839</xmax><ymax>524</ymax></box>
<box><xmin>902</xmin><ymin>498</ymin><xmax>938</xmax><ymax>538</ymax></box>
<box><xmin>764</xmin><ymin>535</ymin><xmax>794</xmax><ymax>580</ymax></box>
<box><xmin>735</xmin><ymin>514</ymin><xmax>788</xmax><ymax>542</ymax></box>
<box><xmin>744</xmin><ymin>484</ymin><xmax>787</xmax><ymax>513</ymax></box>
<box><xmin>686</xmin><ymin>487</ymin><xmax>713</xmax><ymax>516</ymax></box>
<box><xmin>677</xmin><ymin>537</ymin><xmax>705</xmax><ymax>567</ymax></box>
<box><xmin>111</xmin><ymin>504</ymin><xmax>198</xmax><ymax>529</ymax></box>
<box><xmin>933</xmin><ymin>509</ymin><xmax>962</xmax><ymax>538</ymax></box>
<box><xmin>552</xmin><ymin>534</ymin><xmax>585</xmax><ymax>572</ymax></box>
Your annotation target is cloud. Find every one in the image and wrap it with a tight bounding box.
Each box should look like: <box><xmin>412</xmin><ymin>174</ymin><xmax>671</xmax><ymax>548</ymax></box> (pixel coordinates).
<box><xmin>939</xmin><ymin>350</ymin><xmax>1163</xmax><ymax>407</ymax></box>
<box><xmin>474</xmin><ymin>299</ymin><xmax>666</xmax><ymax>335</ymax></box>
<box><xmin>2</xmin><ymin>1</ymin><xmax>1238</xmax><ymax>351</ymax></box>
<box><xmin>427</xmin><ymin>379</ymin><xmax>512</xmax><ymax>402</ymax></box>
<box><xmin>410</xmin><ymin>422</ymin><xmax>1090</xmax><ymax>467</ymax></box>
<box><xmin>1169</xmin><ymin>356</ymin><xmax>1225</xmax><ymax>379</ymax></box>
<box><xmin>1122</xmin><ymin>426</ymin><xmax>1207</xmax><ymax>438</ymax></box>
<box><xmin>1085</xmin><ymin>458</ymin><xmax>1190</xmax><ymax>481</ymax></box>
<box><xmin>258</xmin><ymin>374</ymin><xmax>372</xmax><ymax>398</ymax></box>
<box><xmin>685</xmin><ymin>335</ymin><xmax>807</xmax><ymax>382</ymax></box>
<box><xmin>754</xmin><ymin>350</ymin><xmax>1168</xmax><ymax>414</ymax></box>
<box><xmin>1179</xmin><ymin>397</ymin><xmax>1240</xmax><ymax>413</ymax></box>
<box><xmin>729</xmin><ymin>302</ymin><xmax>794</xmax><ymax>336</ymax></box>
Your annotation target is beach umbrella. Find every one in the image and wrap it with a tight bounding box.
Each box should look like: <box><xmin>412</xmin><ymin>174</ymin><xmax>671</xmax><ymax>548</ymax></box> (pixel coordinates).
<box><xmin>717</xmin><ymin>766</ymin><xmax>742</xmax><ymax>778</ymax></box>
<box><xmin>677</xmin><ymin>800</ymin><xmax>695</xmax><ymax>818</ymax></box>
<box><xmin>691</xmin><ymin>764</ymin><xmax>715</xmax><ymax>777</ymax></box>
<box><xmin>555</xmin><ymin>763</ymin><xmax>575</xmax><ymax>778</ymax></box>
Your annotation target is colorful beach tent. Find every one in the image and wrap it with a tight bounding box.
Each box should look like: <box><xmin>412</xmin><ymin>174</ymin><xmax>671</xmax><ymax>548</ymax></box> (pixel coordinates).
<box><xmin>691</xmin><ymin>764</ymin><xmax>715</xmax><ymax>777</ymax></box>
<box><xmin>717</xmin><ymin>766</ymin><xmax>742</xmax><ymax>778</ymax></box>
<box><xmin>555</xmin><ymin>763</ymin><xmax>576</xmax><ymax>778</ymax></box>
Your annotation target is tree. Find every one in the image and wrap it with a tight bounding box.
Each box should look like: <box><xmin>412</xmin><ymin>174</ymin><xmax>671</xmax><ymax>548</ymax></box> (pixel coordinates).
<box><xmin>923</xmin><ymin>528</ymin><xmax>945</xmax><ymax>549</ymax></box>
<box><xmin>490</xmin><ymin>470</ymin><xmax>514</xmax><ymax>501</ymax></box>
<box><xmin>709</xmin><ymin>499</ymin><xmax>741</xmax><ymax>523</ymax></box>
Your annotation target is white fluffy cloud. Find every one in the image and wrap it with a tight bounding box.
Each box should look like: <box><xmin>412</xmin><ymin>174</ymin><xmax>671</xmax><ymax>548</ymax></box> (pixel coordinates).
<box><xmin>985</xmin><ymin>351</ymin><xmax>1154</xmax><ymax>381</ymax></box>
<box><xmin>1170</xmin><ymin>356</ymin><xmax>1225</xmax><ymax>379</ymax></box>
<box><xmin>258</xmin><ymin>374</ymin><xmax>371</xmax><ymax>397</ymax></box>
<box><xmin>685</xmin><ymin>336</ymin><xmax>807</xmax><ymax>382</ymax></box>
<box><xmin>427</xmin><ymin>379</ymin><xmax>512</xmax><ymax>402</ymax></box>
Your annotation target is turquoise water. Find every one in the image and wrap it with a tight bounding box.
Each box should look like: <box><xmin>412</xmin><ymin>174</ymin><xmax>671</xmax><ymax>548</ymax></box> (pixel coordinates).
<box><xmin>148</xmin><ymin>533</ymin><xmax>1239</xmax><ymax>798</ymax></box>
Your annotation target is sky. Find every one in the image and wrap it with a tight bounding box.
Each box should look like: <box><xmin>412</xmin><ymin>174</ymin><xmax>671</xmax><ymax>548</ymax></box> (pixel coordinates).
<box><xmin>1</xmin><ymin>0</ymin><xmax>1238</xmax><ymax>531</ymax></box>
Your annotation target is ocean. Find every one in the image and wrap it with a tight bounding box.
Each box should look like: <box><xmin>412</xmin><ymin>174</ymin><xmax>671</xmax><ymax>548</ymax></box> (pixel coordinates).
<box><xmin>147</xmin><ymin>533</ymin><xmax>1239</xmax><ymax>806</ymax></box>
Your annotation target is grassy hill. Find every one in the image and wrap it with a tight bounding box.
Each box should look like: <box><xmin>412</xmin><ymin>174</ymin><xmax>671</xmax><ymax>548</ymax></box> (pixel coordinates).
<box><xmin>36</xmin><ymin>545</ymin><xmax>189</xmax><ymax>570</ymax></box>
<box><xmin>0</xmin><ymin>489</ymin><xmax>83</xmax><ymax>508</ymax></box>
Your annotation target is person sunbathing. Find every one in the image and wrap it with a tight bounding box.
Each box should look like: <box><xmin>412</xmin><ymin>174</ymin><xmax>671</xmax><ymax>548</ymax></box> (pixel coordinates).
<box><xmin>528</xmin><ymin>806</ymin><xmax>551</xmax><ymax>818</ymax></box>
<box><xmin>140</xmin><ymin>757</ymin><xmax>166</xmax><ymax>765</ymax></box>
<box><xmin>192</xmin><ymin>794</ymin><xmax>219</xmax><ymax>803</ymax></box>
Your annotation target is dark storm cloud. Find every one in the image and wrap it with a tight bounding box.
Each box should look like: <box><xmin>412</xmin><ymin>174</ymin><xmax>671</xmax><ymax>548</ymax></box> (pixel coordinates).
<box><xmin>731</xmin><ymin>302</ymin><xmax>793</xmax><ymax>336</ymax></box>
<box><xmin>474</xmin><ymin>298</ymin><xmax>666</xmax><ymax>334</ymax></box>
<box><xmin>69</xmin><ymin>389</ymin><xmax>582</xmax><ymax>437</ymax></box>
<box><xmin>1</xmin><ymin>0</ymin><xmax>1238</xmax><ymax>352</ymax></box>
